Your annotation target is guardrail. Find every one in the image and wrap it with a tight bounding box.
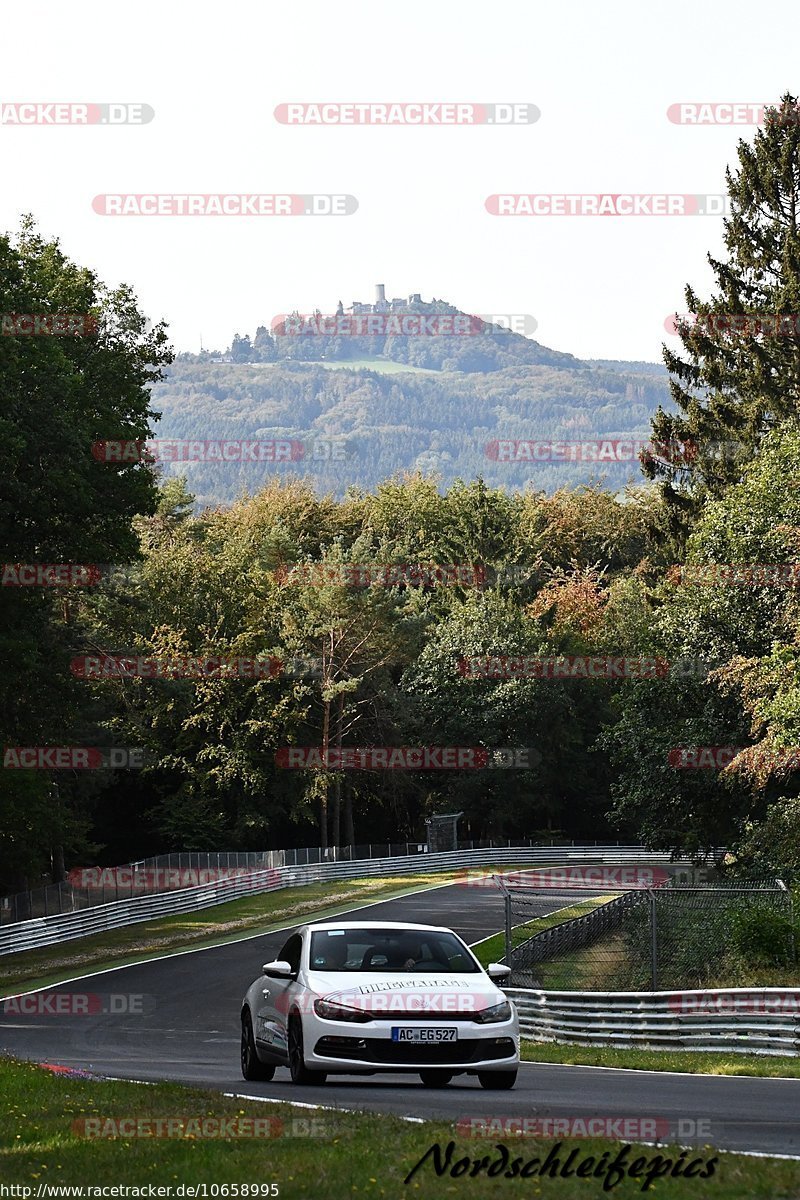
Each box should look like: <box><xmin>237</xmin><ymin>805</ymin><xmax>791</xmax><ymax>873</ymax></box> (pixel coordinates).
<box><xmin>508</xmin><ymin>987</ymin><xmax>800</xmax><ymax>1055</ymax></box>
<box><xmin>2</xmin><ymin>839</ymin><xmax>688</xmax><ymax>925</ymax></box>
<box><xmin>0</xmin><ymin>845</ymin><xmax>691</xmax><ymax>957</ymax></box>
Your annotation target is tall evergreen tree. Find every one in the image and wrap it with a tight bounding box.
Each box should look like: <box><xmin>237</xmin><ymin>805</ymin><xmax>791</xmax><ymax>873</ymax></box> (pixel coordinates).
<box><xmin>645</xmin><ymin>93</ymin><xmax>800</xmax><ymax>532</ymax></box>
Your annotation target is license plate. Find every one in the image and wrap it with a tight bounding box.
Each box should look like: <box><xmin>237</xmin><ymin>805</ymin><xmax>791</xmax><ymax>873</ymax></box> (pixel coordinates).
<box><xmin>391</xmin><ymin>1027</ymin><xmax>457</xmax><ymax>1043</ymax></box>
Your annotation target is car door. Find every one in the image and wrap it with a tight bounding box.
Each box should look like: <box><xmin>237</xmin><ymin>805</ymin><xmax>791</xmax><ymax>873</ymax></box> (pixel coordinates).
<box><xmin>255</xmin><ymin>932</ymin><xmax>303</xmax><ymax>1061</ymax></box>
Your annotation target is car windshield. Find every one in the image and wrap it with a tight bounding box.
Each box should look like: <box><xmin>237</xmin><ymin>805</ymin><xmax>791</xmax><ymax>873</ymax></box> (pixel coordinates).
<box><xmin>309</xmin><ymin>928</ymin><xmax>481</xmax><ymax>973</ymax></box>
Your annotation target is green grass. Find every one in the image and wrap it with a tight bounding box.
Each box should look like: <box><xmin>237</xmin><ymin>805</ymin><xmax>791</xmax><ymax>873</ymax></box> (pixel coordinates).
<box><xmin>471</xmin><ymin>895</ymin><xmax>616</xmax><ymax>969</ymax></box>
<box><xmin>521</xmin><ymin>1041</ymin><xmax>800</xmax><ymax>1078</ymax></box>
<box><xmin>317</xmin><ymin>357</ymin><xmax>443</xmax><ymax>374</ymax></box>
<box><xmin>2</xmin><ymin>1058</ymin><xmax>798</xmax><ymax>1197</ymax></box>
<box><xmin>527</xmin><ymin>931</ymin><xmax>635</xmax><ymax>990</ymax></box>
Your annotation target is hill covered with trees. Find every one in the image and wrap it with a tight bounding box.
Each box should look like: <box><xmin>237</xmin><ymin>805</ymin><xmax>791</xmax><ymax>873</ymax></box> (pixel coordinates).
<box><xmin>151</xmin><ymin>352</ymin><xmax>672</xmax><ymax>509</ymax></box>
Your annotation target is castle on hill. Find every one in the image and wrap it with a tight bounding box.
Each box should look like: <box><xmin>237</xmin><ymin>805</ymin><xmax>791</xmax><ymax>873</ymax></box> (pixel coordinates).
<box><xmin>336</xmin><ymin>284</ymin><xmax>430</xmax><ymax>317</ymax></box>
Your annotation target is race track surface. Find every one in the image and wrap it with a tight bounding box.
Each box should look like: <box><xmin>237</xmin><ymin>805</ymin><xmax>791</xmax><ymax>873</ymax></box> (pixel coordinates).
<box><xmin>2</xmin><ymin>882</ymin><xmax>799</xmax><ymax>1158</ymax></box>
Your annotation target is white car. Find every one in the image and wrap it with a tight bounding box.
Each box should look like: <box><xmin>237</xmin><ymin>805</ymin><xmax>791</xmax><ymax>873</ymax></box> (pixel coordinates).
<box><xmin>240</xmin><ymin>920</ymin><xmax>519</xmax><ymax>1089</ymax></box>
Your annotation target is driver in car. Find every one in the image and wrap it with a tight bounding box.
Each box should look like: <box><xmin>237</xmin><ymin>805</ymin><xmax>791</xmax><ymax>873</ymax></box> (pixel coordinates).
<box><xmin>401</xmin><ymin>938</ymin><xmax>424</xmax><ymax>970</ymax></box>
<box><xmin>313</xmin><ymin>936</ymin><xmax>349</xmax><ymax>971</ymax></box>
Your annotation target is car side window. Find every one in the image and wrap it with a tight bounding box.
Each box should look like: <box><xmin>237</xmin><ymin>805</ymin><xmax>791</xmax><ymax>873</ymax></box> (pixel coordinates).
<box><xmin>278</xmin><ymin>933</ymin><xmax>302</xmax><ymax>974</ymax></box>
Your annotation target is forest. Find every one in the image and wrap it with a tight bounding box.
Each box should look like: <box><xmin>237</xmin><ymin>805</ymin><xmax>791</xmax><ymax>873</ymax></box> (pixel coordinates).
<box><xmin>149</xmin><ymin>355</ymin><xmax>673</xmax><ymax>507</ymax></box>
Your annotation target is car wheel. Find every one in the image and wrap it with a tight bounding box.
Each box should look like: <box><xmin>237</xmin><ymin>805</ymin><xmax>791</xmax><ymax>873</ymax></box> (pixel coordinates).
<box><xmin>288</xmin><ymin>1016</ymin><xmax>327</xmax><ymax>1085</ymax></box>
<box><xmin>241</xmin><ymin>1011</ymin><xmax>275</xmax><ymax>1082</ymax></box>
<box><xmin>478</xmin><ymin>1069</ymin><xmax>517</xmax><ymax>1090</ymax></box>
<box><xmin>419</xmin><ymin>1070</ymin><xmax>453</xmax><ymax>1087</ymax></box>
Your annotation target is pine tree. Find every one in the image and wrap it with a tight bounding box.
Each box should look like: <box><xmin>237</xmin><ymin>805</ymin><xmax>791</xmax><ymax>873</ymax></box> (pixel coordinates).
<box><xmin>645</xmin><ymin>93</ymin><xmax>800</xmax><ymax>532</ymax></box>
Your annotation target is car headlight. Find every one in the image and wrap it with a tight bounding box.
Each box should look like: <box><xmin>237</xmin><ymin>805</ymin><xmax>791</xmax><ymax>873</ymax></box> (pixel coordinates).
<box><xmin>473</xmin><ymin>1000</ymin><xmax>513</xmax><ymax>1024</ymax></box>
<box><xmin>313</xmin><ymin>997</ymin><xmax>372</xmax><ymax>1023</ymax></box>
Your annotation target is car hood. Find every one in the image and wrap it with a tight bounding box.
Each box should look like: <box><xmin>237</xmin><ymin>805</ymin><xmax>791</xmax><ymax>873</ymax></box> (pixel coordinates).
<box><xmin>307</xmin><ymin>970</ymin><xmax>507</xmax><ymax>1017</ymax></box>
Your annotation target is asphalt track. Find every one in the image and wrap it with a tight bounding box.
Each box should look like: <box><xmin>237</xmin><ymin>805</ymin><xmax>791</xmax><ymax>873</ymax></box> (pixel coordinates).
<box><xmin>2</xmin><ymin>881</ymin><xmax>800</xmax><ymax>1159</ymax></box>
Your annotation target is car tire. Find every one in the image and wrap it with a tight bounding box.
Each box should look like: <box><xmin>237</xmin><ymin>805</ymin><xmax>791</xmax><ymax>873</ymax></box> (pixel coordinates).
<box><xmin>419</xmin><ymin>1070</ymin><xmax>454</xmax><ymax>1087</ymax></box>
<box><xmin>478</xmin><ymin>1069</ymin><xmax>517</xmax><ymax>1090</ymax></box>
<box><xmin>288</xmin><ymin>1016</ymin><xmax>327</xmax><ymax>1085</ymax></box>
<box><xmin>241</xmin><ymin>1011</ymin><xmax>275</xmax><ymax>1082</ymax></box>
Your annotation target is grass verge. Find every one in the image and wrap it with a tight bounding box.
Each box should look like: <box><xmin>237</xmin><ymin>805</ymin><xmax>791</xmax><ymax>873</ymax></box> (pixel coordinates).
<box><xmin>521</xmin><ymin>1040</ymin><xmax>800</xmax><ymax>1078</ymax></box>
<box><xmin>1</xmin><ymin>1058</ymin><xmax>798</xmax><ymax>1197</ymax></box>
<box><xmin>471</xmin><ymin>895</ymin><xmax>615</xmax><ymax>969</ymax></box>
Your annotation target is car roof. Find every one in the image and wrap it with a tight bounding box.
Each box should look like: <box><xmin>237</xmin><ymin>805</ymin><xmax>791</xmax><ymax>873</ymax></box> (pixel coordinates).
<box><xmin>302</xmin><ymin>921</ymin><xmax>452</xmax><ymax>934</ymax></box>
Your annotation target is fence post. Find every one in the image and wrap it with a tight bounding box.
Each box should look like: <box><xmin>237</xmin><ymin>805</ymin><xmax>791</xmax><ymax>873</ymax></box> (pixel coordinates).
<box><xmin>778</xmin><ymin>879</ymin><xmax>796</xmax><ymax>964</ymax></box>
<box><xmin>649</xmin><ymin>890</ymin><xmax>658</xmax><ymax>991</ymax></box>
<box><xmin>502</xmin><ymin>881</ymin><xmax>512</xmax><ymax>969</ymax></box>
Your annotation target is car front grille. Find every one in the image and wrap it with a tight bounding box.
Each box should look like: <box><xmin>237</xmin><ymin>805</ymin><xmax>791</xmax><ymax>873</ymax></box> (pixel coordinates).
<box><xmin>314</xmin><ymin>1036</ymin><xmax>515</xmax><ymax>1065</ymax></box>
<box><xmin>358</xmin><ymin>1011</ymin><xmax>482</xmax><ymax>1022</ymax></box>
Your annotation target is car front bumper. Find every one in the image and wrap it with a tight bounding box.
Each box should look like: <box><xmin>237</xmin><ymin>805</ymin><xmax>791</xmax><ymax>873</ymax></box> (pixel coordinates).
<box><xmin>306</xmin><ymin>1016</ymin><xmax>520</xmax><ymax>1071</ymax></box>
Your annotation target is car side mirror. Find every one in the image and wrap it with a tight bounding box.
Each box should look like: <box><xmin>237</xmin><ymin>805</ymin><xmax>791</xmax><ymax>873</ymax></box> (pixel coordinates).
<box><xmin>486</xmin><ymin>962</ymin><xmax>511</xmax><ymax>981</ymax></box>
<box><xmin>262</xmin><ymin>960</ymin><xmax>295</xmax><ymax>979</ymax></box>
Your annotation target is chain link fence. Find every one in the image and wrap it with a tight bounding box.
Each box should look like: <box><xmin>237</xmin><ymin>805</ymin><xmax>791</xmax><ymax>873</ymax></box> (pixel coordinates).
<box><xmin>499</xmin><ymin>878</ymin><xmax>797</xmax><ymax>991</ymax></box>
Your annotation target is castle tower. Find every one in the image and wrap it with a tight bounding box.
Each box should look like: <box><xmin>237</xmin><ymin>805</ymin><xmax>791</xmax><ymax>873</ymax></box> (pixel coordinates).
<box><xmin>375</xmin><ymin>283</ymin><xmax>386</xmax><ymax>306</ymax></box>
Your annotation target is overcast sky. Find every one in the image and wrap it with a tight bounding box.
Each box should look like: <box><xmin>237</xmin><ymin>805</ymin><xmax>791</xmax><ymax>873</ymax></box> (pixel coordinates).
<box><xmin>1</xmin><ymin>0</ymin><xmax>797</xmax><ymax>362</ymax></box>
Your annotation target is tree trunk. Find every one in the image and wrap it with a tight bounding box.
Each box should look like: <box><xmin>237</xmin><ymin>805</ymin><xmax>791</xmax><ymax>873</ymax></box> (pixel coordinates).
<box><xmin>331</xmin><ymin>691</ymin><xmax>344</xmax><ymax>850</ymax></box>
<box><xmin>344</xmin><ymin>780</ymin><xmax>354</xmax><ymax>849</ymax></box>
<box><xmin>51</xmin><ymin>782</ymin><xmax>66</xmax><ymax>882</ymax></box>
<box><xmin>320</xmin><ymin>695</ymin><xmax>330</xmax><ymax>851</ymax></box>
